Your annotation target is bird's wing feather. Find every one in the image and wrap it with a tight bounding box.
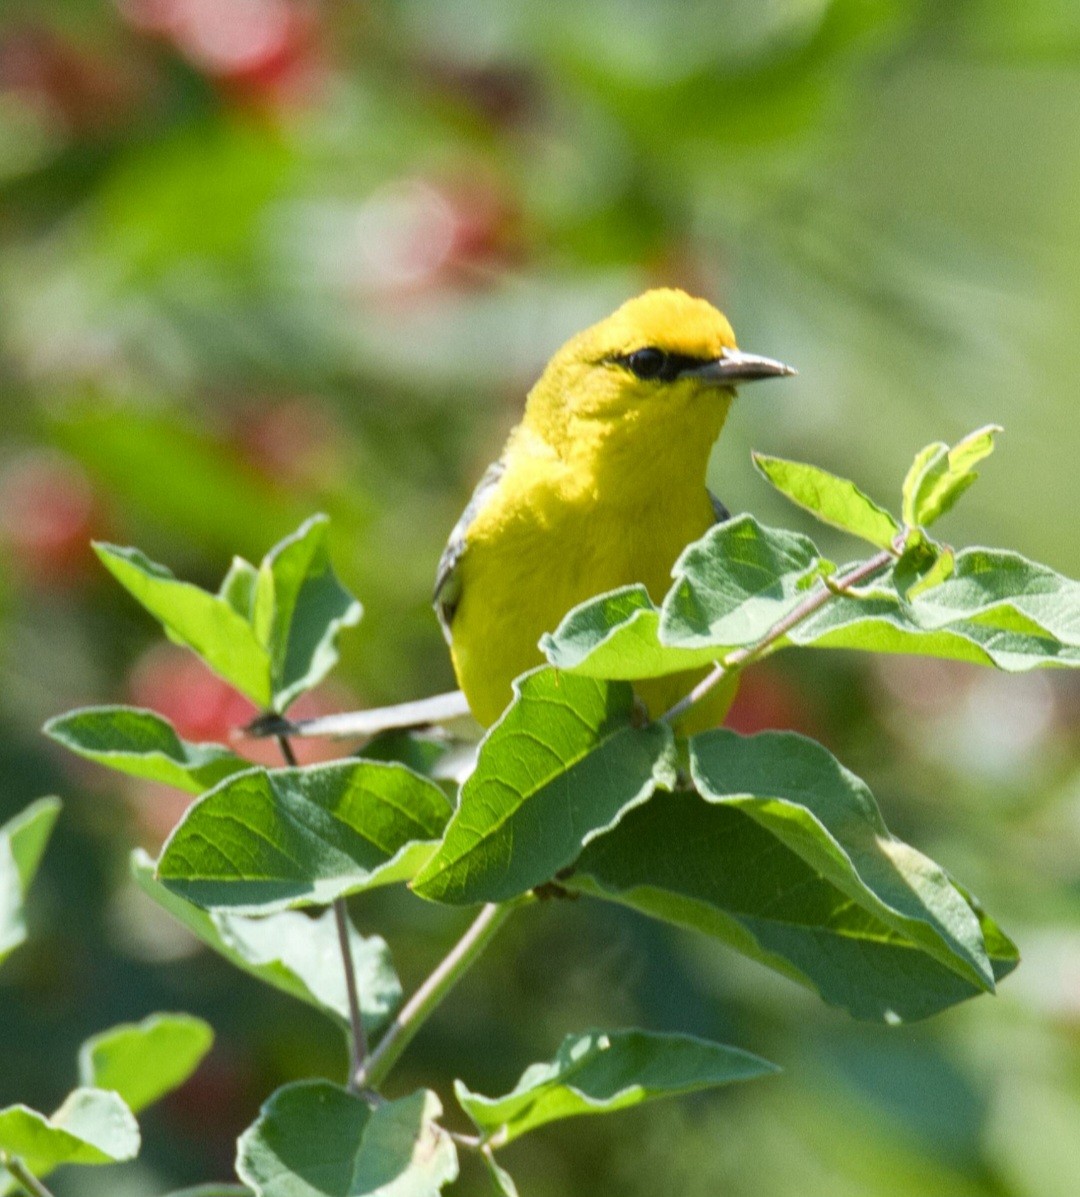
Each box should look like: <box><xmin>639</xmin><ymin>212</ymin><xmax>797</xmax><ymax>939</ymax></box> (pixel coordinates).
<box><xmin>708</xmin><ymin>489</ymin><xmax>731</xmax><ymax>523</ymax></box>
<box><xmin>434</xmin><ymin>458</ymin><xmax>506</xmax><ymax>642</ymax></box>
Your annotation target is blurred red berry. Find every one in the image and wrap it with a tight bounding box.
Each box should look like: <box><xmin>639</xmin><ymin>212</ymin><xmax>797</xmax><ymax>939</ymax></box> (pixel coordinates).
<box><xmin>229</xmin><ymin>398</ymin><xmax>346</xmax><ymax>487</ymax></box>
<box><xmin>725</xmin><ymin>663</ymin><xmax>818</xmax><ymax>739</ymax></box>
<box><xmin>0</xmin><ymin>450</ymin><xmax>104</xmax><ymax>586</ymax></box>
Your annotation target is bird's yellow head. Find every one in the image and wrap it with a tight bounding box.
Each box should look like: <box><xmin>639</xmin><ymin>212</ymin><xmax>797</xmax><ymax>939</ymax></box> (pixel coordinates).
<box><xmin>523</xmin><ymin>288</ymin><xmax>794</xmax><ymax>453</ymax></box>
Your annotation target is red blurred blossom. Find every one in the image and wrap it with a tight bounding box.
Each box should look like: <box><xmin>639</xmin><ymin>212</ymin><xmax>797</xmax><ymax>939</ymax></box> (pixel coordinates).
<box><xmin>127</xmin><ymin>642</ymin><xmax>352</xmax><ymax>841</ymax></box>
<box><xmin>117</xmin><ymin>0</ymin><xmax>327</xmax><ymax>105</ymax></box>
<box><xmin>724</xmin><ymin>662</ymin><xmax>819</xmax><ymax>739</ymax></box>
<box><xmin>228</xmin><ymin>398</ymin><xmax>346</xmax><ymax>487</ymax></box>
<box><xmin>0</xmin><ymin>450</ymin><xmax>107</xmax><ymax>586</ymax></box>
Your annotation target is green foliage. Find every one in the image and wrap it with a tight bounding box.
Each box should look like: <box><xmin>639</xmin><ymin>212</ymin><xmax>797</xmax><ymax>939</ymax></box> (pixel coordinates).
<box><xmin>752</xmin><ymin>454</ymin><xmax>901</xmax><ymax>549</ymax></box>
<box><xmin>43</xmin><ymin>707</ymin><xmax>248</xmax><ymax>794</ymax></box>
<box><xmin>455</xmin><ymin>1030</ymin><xmax>777</xmax><ymax>1145</ymax></box>
<box><xmin>156</xmin><ymin>761</ymin><xmax>451</xmax><ymax>913</ymax></box>
<box><xmin>95</xmin><ymin>516</ymin><xmax>361</xmax><ymax>713</ymax></box>
<box><xmin>36</xmin><ymin>429</ymin><xmax>1080</xmax><ymax>1193</ymax></box>
<box><xmin>132</xmin><ymin>851</ymin><xmax>401</xmax><ymax>1034</ymax></box>
<box><xmin>0</xmin><ymin>1090</ymin><xmax>140</xmax><ymax>1178</ymax></box>
<box><xmin>236</xmin><ymin>1083</ymin><xmax>457</xmax><ymax>1197</ymax></box>
<box><xmin>0</xmin><ymin>798</ymin><xmax>61</xmax><ymax>969</ymax></box>
<box><xmin>77</xmin><ymin>1014</ymin><xmax>214</xmax><ymax>1115</ymax></box>
<box><xmin>412</xmin><ymin>671</ymin><xmax>676</xmax><ymax>904</ymax></box>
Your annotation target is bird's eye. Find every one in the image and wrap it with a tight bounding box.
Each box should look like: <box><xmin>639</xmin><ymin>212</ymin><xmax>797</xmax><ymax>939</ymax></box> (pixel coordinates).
<box><xmin>625</xmin><ymin>348</ymin><xmax>667</xmax><ymax>379</ymax></box>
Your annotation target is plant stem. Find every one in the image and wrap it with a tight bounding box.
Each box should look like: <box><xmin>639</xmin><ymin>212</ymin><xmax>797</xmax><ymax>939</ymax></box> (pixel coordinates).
<box><xmin>0</xmin><ymin>1155</ymin><xmax>55</xmax><ymax>1197</ymax></box>
<box><xmin>273</xmin><ymin>730</ymin><xmax>369</xmax><ymax>1090</ymax></box>
<box><xmin>359</xmin><ymin>899</ymin><xmax>524</xmax><ymax>1091</ymax></box>
<box><xmin>334</xmin><ymin>897</ymin><xmax>369</xmax><ymax>1090</ymax></box>
<box><xmin>661</xmin><ymin>549</ymin><xmax>893</xmax><ymax>726</ymax></box>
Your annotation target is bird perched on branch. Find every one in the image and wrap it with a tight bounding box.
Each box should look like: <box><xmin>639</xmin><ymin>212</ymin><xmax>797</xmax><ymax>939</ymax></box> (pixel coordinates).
<box><xmin>435</xmin><ymin>288</ymin><xmax>795</xmax><ymax>731</ymax></box>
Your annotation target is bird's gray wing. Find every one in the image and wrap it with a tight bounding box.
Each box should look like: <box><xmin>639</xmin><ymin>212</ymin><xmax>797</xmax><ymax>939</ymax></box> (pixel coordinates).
<box><xmin>434</xmin><ymin>458</ymin><xmax>506</xmax><ymax>642</ymax></box>
<box><xmin>708</xmin><ymin>489</ymin><xmax>731</xmax><ymax>523</ymax></box>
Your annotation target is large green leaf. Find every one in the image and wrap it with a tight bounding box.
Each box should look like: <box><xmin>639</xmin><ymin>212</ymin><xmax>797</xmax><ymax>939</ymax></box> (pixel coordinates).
<box><xmin>790</xmin><ymin>547</ymin><xmax>1080</xmax><ymax>669</ymax></box>
<box><xmin>157</xmin><ymin>762</ymin><xmax>451</xmax><ymax>913</ymax></box>
<box><xmin>540</xmin><ymin>516</ymin><xmax>826</xmax><ymax>680</ymax></box>
<box><xmin>570</xmin><ymin>786</ymin><xmax>1016</xmax><ymax>1023</ymax></box>
<box><xmin>251</xmin><ymin>515</ymin><xmax>363</xmax><ymax>711</ymax></box>
<box><xmin>44</xmin><ymin>707</ymin><xmax>249</xmax><ymax>794</ymax></box>
<box><xmin>94</xmin><ymin>542</ymin><xmax>273</xmax><ymax>705</ymax></box>
<box><xmin>0</xmin><ymin>1089</ymin><xmax>139</xmax><ymax>1178</ymax></box>
<box><xmin>412</xmin><ymin>670</ymin><xmax>676</xmax><ymax>905</ymax></box>
<box><xmin>688</xmin><ymin>731</ymin><xmax>993</xmax><ymax>989</ymax></box>
<box><xmin>455</xmin><ymin>1029</ymin><xmax>776</xmax><ymax>1145</ymax></box>
<box><xmin>0</xmin><ymin>797</ymin><xmax>62</xmax><ymax>969</ymax></box>
<box><xmin>752</xmin><ymin>453</ymin><xmax>900</xmax><ymax>549</ymax></box>
<box><xmin>132</xmin><ymin>850</ymin><xmax>401</xmax><ymax>1033</ymax></box>
<box><xmin>77</xmin><ymin>1013</ymin><xmax>213</xmax><ymax>1113</ymax></box>
<box><xmin>236</xmin><ymin>1083</ymin><xmax>457</xmax><ymax>1197</ymax></box>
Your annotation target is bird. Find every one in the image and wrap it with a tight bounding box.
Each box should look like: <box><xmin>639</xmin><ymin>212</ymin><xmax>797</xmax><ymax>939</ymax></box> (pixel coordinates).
<box><xmin>434</xmin><ymin>288</ymin><xmax>795</xmax><ymax>732</ymax></box>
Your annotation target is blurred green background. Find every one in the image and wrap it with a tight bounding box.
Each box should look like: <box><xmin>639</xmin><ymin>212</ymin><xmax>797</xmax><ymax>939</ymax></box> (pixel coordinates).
<box><xmin>2</xmin><ymin>1</ymin><xmax>1080</xmax><ymax>1194</ymax></box>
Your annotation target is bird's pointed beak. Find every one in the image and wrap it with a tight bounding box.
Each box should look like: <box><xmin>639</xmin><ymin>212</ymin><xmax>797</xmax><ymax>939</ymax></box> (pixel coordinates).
<box><xmin>690</xmin><ymin>347</ymin><xmax>797</xmax><ymax>385</ymax></box>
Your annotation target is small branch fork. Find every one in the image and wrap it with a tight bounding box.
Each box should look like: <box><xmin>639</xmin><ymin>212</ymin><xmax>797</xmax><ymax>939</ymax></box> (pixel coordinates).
<box><xmin>660</xmin><ymin>548</ymin><xmax>894</xmax><ymax>726</ymax></box>
<box><xmin>0</xmin><ymin>1153</ymin><xmax>55</xmax><ymax>1197</ymax></box>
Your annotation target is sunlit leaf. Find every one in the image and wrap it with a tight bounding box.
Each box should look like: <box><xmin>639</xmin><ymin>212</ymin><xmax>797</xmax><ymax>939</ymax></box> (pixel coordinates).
<box><xmin>44</xmin><ymin>707</ymin><xmax>248</xmax><ymax>794</ymax></box>
<box><xmin>412</xmin><ymin>670</ymin><xmax>676</xmax><ymax>905</ymax></box>
<box><xmin>77</xmin><ymin>1013</ymin><xmax>213</xmax><ymax>1114</ymax></box>
<box><xmin>0</xmin><ymin>1089</ymin><xmax>139</xmax><ymax>1178</ymax></box>
<box><xmin>157</xmin><ymin>762</ymin><xmax>451</xmax><ymax>913</ymax></box>
<box><xmin>753</xmin><ymin>453</ymin><xmax>900</xmax><ymax>549</ymax></box>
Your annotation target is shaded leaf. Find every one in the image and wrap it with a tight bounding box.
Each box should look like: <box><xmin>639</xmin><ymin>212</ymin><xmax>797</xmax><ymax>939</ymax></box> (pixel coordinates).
<box><xmin>236</xmin><ymin>1082</ymin><xmax>457</xmax><ymax>1197</ymax></box>
<box><xmin>753</xmin><ymin>453</ymin><xmax>900</xmax><ymax>549</ymax></box>
<box><xmin>456</xmin><ymin>1029</ymin><xmax>776</xmax><ymax>1145</ymax></box>
<box><xmin>0</xmin><ymin>1089</ymin><xmax>139</xmax><ymax>1177</ymax></box>
<box><xmin>131</xmin><ymin>850</ymin><xmax>400</xmax><ymax>1033</ymax></box>
<box><xmin>157</xmin><ymin>762</ymin><xmax>450</xmax><ymax>913</ymax></box>
<box><xmin>44</xmin><ymin>706</ymin><xmax>249</xmax><ymax>794</ymax></box>
<box><xmin>0</xmin><ymin>797</ymin><xmax>62</xmax><ymax>968</ymax></box>
<box><xmin>252</xmin><ymin>515</ymin><xmax>363</xmax><ymax>711</ymax></box>
<box><xmin>77</xmin><ymin>1013</ymin><xmax>213</xmax><ymax>1113</ymax></box>
<box><xmin>570</xmin><ymin>788</ymin><xmax>1016</xmax><ymax>1023</ymax></box>
<box><xmin>688</xmin><ymin>731</ymin><xmax>993</xmax><ymax>989</ymax></box>
<box><xmin>94</xmin><ymin>543</ymin><xmax>272</xmax><ymax>705</ymax></box>
<box><xmin>412</xmin><ymin>670</ymin><xmax>676</xmax><ymax>905</ymax></box>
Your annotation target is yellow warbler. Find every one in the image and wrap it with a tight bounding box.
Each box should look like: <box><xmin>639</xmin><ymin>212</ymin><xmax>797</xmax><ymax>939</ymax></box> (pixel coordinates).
<box><xmin>435</xmin><ymin>288</ymin><xmax>794</xmax><ymax>730</ymax></box>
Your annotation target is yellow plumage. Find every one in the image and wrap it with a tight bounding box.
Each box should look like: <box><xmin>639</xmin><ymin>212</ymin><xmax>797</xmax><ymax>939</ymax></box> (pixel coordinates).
<box><xmin>435</xmin><ymin>288</ymin><xmax>794</xmax><ymax>730</ymax></box>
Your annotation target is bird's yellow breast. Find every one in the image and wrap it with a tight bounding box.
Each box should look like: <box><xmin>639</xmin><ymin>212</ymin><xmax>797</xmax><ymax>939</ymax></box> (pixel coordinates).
<box><xmin>448</xmin><ymin>424</ymin><xmax>721</xmax><ymax>727</ymax></box>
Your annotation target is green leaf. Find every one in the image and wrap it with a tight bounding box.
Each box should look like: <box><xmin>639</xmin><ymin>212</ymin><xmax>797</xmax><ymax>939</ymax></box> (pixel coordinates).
<box><xmin>455</xmin><ymin>1029</ymin><xmax>776</xmax><ymax>1145</ymax></box>
<box><xmin>0</xmin><ymin>1089</ymin><xmax>139</xmax><ymax>1177</ymax></box>
<box><xmin>132</xmin><ymin>850</ymin><xmax>401</xmax><ymax>1033</ymax></box>
<box><xmin>688</xmin><ymin>731</ymin><xmax>993</xmax><ymax>989</ymax></box>
<box><xmin>0</xmin><ymin>797</ymin><xmax>62</xmax><ymax>968</ymax></box>
<box><xmin>902</xmin><ymin>441</ymin><xmax>948</xmax><ymax>528</ymax></box>
<box><xmin>541</xmin><ymin>517</ymin><xmax>826</xmax><ymax>680</ymax></box>
<box><xmin>791</xmin><ymin>547</ymin><xmax>1080</xmax><ymax>670</ymax></box>
<box><xmin>570</xmin><ymin>757</ymin><xmax>1016</xmax><ymax>1023</ymax></box>
<box><xmin>252</xmin><ymin>515</ymin><xmax>363</xmax><ymax>712</ymax></box>
<box><xmin>902</xmin><ymin>426</ymin><xmax>1001</xmax><ymax>528</ymax></box>
<box><xmin>164</xmin><ymin>1188</ymin><xmax>252</xmax><ymax>1197</ymax></box>
<box><xmin>752</xmin><ymin>453</ymin><xmax>900</xmax><ymax>549</ymax></box>
<box><xmin>157</xmin><ymin>761</ymin><xmax>451</xmax><ymax>913</ymax></box>
<box><xmin>481</xmin><ymin>1153</ymin><xmax>519</xmax><ymax>1197</ymax></box>
<box><xmin>44</xmin><ymin>707</ymin><xmax>249</xmax><ymax>794</ymax></box>
<box><xmin>412</xmin><ymin>670</ymin><xmax>676</xmax><ymax>905</ymax></box>
<box><xmin>77</xmin><ymin>1013</ymin><xmax>213</xmax><ymax>1113</ymax></box>
<box><xmin>236</xmin><ymin>1083</ymin><xmax>457</xmax><ymax>1197</ymax></box>
<box><xmin>219</xmin><ymin>557</ymin><xmax>260</xmax><ymax>619</ymax></box>
<box><xmin>94</xmin><ymin>542</ymin><xmax>272</xmax><ymax>705</ymax></box>
<box><xmin>905</xmin><ymin>546</ymin><xmax>955</xmax><ymax>599</ymax></box>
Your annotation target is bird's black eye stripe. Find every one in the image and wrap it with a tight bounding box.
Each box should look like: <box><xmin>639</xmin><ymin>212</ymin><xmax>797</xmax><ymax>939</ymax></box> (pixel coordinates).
<box><xmin>614</xmin><ymin>348</ymin><xmax>711</xmax><ymax>382</ymax></box>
